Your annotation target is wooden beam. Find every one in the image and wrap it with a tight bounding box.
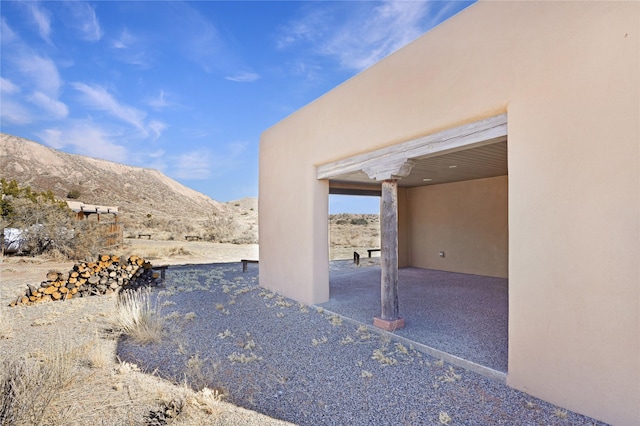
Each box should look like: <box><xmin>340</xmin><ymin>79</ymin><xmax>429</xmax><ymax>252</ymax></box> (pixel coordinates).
<box><xmin>317</xmin><ymin>113</ymin><xmax>507</xmax><ymax>180</ymax></box>
<box><xmin>363</xmin><ymin>159</ymin><xmax>415</xmax><ymax>181</ymax></box>
<box><xmin>374</xmin><ymin>179</ymin><xmax>404</xmax><ymax>330</ymax></box>
<box><xmin>329</xmin><ymin>187</ymin><xmax>382</xmax><ymax>196</ymax></box>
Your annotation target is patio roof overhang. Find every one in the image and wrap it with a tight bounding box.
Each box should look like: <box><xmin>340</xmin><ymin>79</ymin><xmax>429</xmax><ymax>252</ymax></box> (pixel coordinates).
<box><xmin>318</xmin><ymin>113</ymin><xmax>508</xmax><ymax>189</ymax></box>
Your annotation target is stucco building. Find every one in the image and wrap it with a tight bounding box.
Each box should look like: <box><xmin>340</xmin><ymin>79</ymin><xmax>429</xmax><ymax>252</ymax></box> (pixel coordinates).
<box><xmin>258</xmin><ymin>2</ymin><xmax>639</xmax><ymax>424</ymax></box>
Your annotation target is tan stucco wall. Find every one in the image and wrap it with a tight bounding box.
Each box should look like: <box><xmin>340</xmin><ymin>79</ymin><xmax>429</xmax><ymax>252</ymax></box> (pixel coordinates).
<box><xmin>407</xmin><ymin>176</ymin><xmax>508</xmax><ymax>277</ymax></box>
<box><xmin>398</xmin><ymin>187</ymin><xmax>410</xmax><ymax>268</ymax></box>
<box><xmin>259</xmin><ymin>2</ymin><xmax>639</xmax><ymax>424</ymax></box>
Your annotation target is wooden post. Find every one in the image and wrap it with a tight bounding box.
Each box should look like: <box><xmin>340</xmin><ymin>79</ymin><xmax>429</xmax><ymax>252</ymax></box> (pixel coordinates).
<box><xmin>374</xmin><ymin>179</ymin><xmax>405</xmax><ymax>330</ymax></box>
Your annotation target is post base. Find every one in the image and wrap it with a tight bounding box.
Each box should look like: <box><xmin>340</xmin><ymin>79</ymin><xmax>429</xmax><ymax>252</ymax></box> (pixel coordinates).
<box><xmin>373</xmin><ymin>316</ymin><xmax>405</xmax><ymax>331</ymax></box>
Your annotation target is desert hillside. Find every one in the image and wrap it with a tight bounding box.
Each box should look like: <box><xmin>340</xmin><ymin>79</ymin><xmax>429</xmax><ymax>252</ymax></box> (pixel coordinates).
<box><xmin>0</xmin><ymin>133</ymin><xmax>257</xmax><ymax>243</ymax></box>
<box><xmin>1</xmin><ymin>133</ymin><xmax>380</xmax><ymax>254</ymax></box>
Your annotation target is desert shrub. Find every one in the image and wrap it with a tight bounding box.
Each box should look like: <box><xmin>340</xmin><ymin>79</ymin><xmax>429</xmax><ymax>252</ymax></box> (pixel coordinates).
<box><xmin>203</xmin><ymin>213</ymin><xmax>237</xmax><ymax>243</ymax></box>
<box><xmin>3</xmin><ymin>197</ymin><xmax>107</xmax><ymax>260</ymax></box>
<box><xmin>231</xmin><ymin>234</ymin><xmax>258</xmax><ymax>245</ymax></box>
<box><xmin>115</xmin><ymin>288</ymin><xmax>164</xmax><ymax>344</ymax></box>
<box><xmin>0</xmin><ymin>340</ymin><xmax>78</xmax><ymax>425</ymax></box>
<box><xmin>168</xmin><ymin>246</ymin><xmax>191</xmax><ymax>256</ymax></box>
<box><xmin>70</xmin><ymin>220</ymin><xmax>104</xmax><ymax>260</ymax></box>
<box><xmin>4</xmin><ymin>197</ymin><xmax>76</xmax><ymax>256</ymax></box>
<box><xmin>350</xmin><ymin>218</ymin><xmax>369</xmax><ymax>226</ymax></box>
<box><xmin>0</xmin><ymin>179</ymin><xmax>94</xmax><ymax>258</ymax></box>
<box><xmin>66</xmin><ymin>189</ymin><xmax>81</xmax><ymax>199</ymax></box>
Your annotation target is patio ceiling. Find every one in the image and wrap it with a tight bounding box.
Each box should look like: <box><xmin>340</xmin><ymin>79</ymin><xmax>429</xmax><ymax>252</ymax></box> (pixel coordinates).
<box><xmin>318</xmin><ymin>113</ymin><xmax>508</xmax><ymax>190</ymax></box>
<box><xmin>328</xmin><ymin>139</ymin><xmax>507</xmax><ymax>188</ymax></box>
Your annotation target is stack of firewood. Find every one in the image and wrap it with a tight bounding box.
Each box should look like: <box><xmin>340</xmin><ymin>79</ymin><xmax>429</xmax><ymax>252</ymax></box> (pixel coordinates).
<box><xmin>9</xmin><ymin>254</ymin><xmax>162</xmax><ymax>307</ymax></box>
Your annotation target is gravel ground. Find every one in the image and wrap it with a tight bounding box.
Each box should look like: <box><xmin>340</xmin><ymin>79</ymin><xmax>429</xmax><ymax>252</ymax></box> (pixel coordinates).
<box><xmin>117</xmin><ymin>262</ymin><xmax>607</xmax><ymax>426</ymax></box>
<box><xmin>321</xmin><ymin>264</ymin><xmax>508</xmax><ymax>373</ymax></box>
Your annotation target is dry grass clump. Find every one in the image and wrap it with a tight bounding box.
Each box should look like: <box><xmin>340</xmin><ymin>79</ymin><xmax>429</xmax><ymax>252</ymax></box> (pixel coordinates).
<box><xmin>115</xmin><ymin>288</ymin><xmax>164</xmax><ymax>344</ymax></box>
<box><xmin>0</xmin><ymin>309</ymin><xmax>13</xmax><ymax>340</ymax></box>
<box><xmin>168</xmin><ymin>246</ymin><xmax>192</xmax><ymax>257</ymax></box>
<box><xmin>0</xmin><ymin>339</ymin><xmax>78</xmax><ymax>425</ymax></box>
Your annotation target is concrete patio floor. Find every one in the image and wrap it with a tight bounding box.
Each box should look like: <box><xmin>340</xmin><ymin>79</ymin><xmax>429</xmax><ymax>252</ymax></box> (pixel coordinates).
<box><xmin>318</xmin><ymin>262</ymin><xmax>508</xmax><ymax>376</ymax></box>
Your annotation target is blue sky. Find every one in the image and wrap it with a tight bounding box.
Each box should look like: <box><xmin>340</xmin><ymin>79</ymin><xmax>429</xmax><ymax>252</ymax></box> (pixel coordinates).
<box><xmin>1</xmin><ymin>0</ymin><xmax>474</xmax><ymax>214</ymax></box>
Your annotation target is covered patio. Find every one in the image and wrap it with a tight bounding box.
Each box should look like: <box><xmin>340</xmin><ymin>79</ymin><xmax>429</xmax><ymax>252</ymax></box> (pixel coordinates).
<box><xmin>259</xmin><ymin>3</ymin><xmax>639</xmax><ymax>422</ymax></box>
<box><xmin>318</xmin><ymin>262</ymin><xmax>508</xmax><ymax>377</ymax></box>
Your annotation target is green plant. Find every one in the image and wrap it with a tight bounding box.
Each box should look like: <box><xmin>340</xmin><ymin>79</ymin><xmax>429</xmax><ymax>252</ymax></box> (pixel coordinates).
<box><xmin>66</xmin><ymin>189</ymin><xmax>81</xmax><ymax>199</ymax></box>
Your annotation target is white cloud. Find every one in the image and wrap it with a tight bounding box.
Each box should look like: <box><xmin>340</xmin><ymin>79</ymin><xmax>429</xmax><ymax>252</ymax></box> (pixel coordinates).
<box><xmin>320</xmin><ymin>0</ymin><xmax>430</xmax><ymax>71</ymax></box>
<box><xmin>66</xmin><ymin>2</ymin><xmax>102</xmax><ymax>42</ymax></box>
<box><xmin>38</xmin><ymin>123</ymin><xmax>129</xmax><ymax>163</ymax></box>
<box><xmin>149</xmin><ymin>149</ymin><xmax>166</xmax><ymax>159</ymax></box>
<box><xmin>225</xmin><ymin>72</ymin><xmax>260</xmax><ymax>83</ymax></box>
<box><xmin>1</xmin><ymin>18</ymin><xmax>18</xmax><ymax>44</ymax></box>
<box><xmin>71</xmin><ymin>82</ymin><xmax>148</xmax><ymax>133</ymax></box>
<box><xmin>27</xmin><ymin>3</ymin><xmax>52</xmax><ymax>44</ymax></box>
<box><xmin>173</xmin><ymin>150</ymin><xmax>212</xmax><ymax>180</ymax></box>
<box><xmin>277</xmin><ymin>0</ymin><xmax>452</xmax><ymax>72</ymax></box>
<box><xmin>0</xmin><ymin>100</ymin><xmax>32</xmax><ymax>125</ymax></box>
<box><xmin>148</xmin><ymin>90</ymin><xmax>170</xmax><ymax>109</ymax></box>
<box><xmin>28</xmin><ymin>91</ymin><xmax>69</xmax><ymax>119</ymax></box>
<box><xmin>170</xmin><ymin>3</ymin><xmax>224</xmax><ymax>73</ymax></box>
<box><xmin>275</xmin><ymin>7</ymin><xmax>329</xmax><ymax>49</ymax></box>
<box><xmin>110</xmin><ymin>28</ymin><xmax>152</xmax><ymax>67</ymax></box>
<box><xmin>1</xmin><ymin>77</ymin><xmax>20</xmax><ymax>94</ymax></box>
<box><xmin>15</xmin><ymin>53</ymin><xmax>62</xmax><ymax>97</ymax></box>
<box><xmin>38</xmin><ymin>128</ymin><xmax>64</xmax><ymax>149</ymax></box>
<box><xmin>148</xmin><ymin>120</ymin><xmax>167</xmax><ymax>139</ymax></box>
<box><xmin>112</xmin><ymin>28</ymin><xmax>136</xmax><ymax>49</ymax></box>
<box><xmin>171</xmin><ymin>141</ymin><xmax>248</xmax><ymax>181</ymax></box>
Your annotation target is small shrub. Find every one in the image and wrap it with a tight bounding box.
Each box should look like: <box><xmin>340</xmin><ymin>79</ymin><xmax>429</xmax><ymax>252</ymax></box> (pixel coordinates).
<box><xmin>203</xmin><ymin>213</ymin><xmax>238</xmax><ymax>243</ymax></box>
<box><xmin>115</xmin><ymin>288</ymin><xmax>164</xmax><ymax>344</ymax></box>
<box><xmin>372</xmin><ymin>349</ymin><xmax>397</xmax><ymax>366</ymax></box>
<box><xmin>554</xmin><ymin>408</ymin><xmax>568</xmax><ymax>419</ymax></box>
<box><xmin>350</xmin><ymin>218</ymin><xmax>368</xmax><ymax>226</ymax></box>
<box><xmin>66</xmin><ymin>189</ymin><xmax>81</xmax><ymax>199</ymax></box>
<box><xmin>439</xmin><ymin>411</ymin><xmax>452</xmax><ymax>425</ymax></box>
<box><xmin>0</xmin><ymin>340</ymin><xmax>78</xmax><ymax>425</ymax></box>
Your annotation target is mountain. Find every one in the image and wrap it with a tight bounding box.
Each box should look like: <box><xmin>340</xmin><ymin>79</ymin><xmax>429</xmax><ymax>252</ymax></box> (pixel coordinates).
<box><xmin>0</xmin><ymin>133</ymin><xmax>257</xmax><ymax>242</ymax></box>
